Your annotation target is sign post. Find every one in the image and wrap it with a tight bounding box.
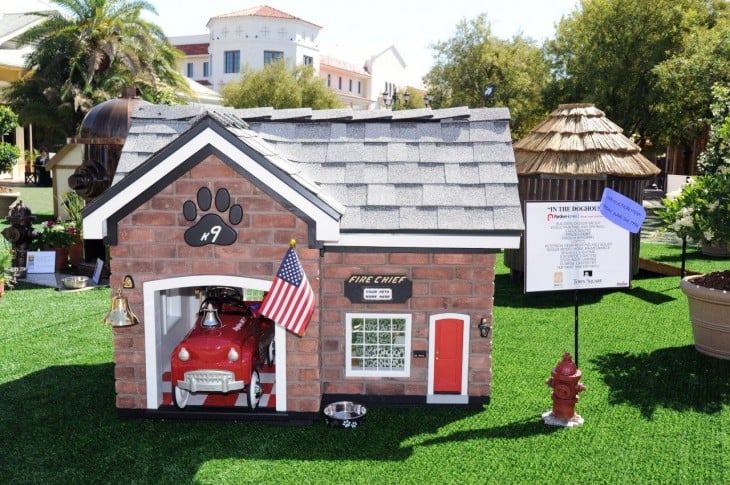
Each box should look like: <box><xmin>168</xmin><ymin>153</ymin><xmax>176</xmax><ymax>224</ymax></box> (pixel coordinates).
<box><xmin>524</xmin><ymin>196</ymin><xmax>639</xmax><ymax>365</ymax></box>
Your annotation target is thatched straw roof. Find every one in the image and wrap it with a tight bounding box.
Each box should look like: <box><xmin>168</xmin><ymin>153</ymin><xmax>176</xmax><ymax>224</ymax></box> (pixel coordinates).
<box><xmin>513</xmin><ymin>103</ymin><xmax>660</xmax><ymax>178</ymax></box>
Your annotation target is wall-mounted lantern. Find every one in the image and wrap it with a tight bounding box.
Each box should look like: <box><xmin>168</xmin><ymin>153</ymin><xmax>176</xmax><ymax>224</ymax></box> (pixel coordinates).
<box><xmin>478</xmin><ymin>316</ymin><xmax>491</xmax><ymax>338</ymax></box>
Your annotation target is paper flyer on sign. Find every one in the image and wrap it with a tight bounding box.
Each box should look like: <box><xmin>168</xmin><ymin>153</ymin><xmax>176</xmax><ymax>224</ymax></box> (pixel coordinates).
<box><xmin>524</xmin><ymin>201</ymin><xmax>630</xmax><ymax>293</ymax></box>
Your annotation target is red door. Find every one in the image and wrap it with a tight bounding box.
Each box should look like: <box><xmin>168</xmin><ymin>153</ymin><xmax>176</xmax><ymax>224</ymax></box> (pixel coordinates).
<box><xmin>434</xmin><ymin>318</ymin><xmax>464</xmax><ymax>393</ymax></box>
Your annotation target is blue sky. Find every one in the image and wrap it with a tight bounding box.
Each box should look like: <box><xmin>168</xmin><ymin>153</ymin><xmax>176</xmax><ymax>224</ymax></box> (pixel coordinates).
<box><xmin>146</xmin><ymin>0</ymin><xmax>580</xmax><ymax>85</ymax></box>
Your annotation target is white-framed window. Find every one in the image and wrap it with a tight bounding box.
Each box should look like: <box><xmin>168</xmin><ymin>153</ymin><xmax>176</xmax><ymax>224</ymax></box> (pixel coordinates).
<box><xmin>327</xmin><ymin>74</ymin><xmax>331</xmax><ymax>87</ymax></box>
<box><xmin>346</xmin><ymin>313</ymin><xmax>411</xmax><ymax>377</ymax></box>
<box><xmin>203</xmin><ymin>61</ymin><xmax>210</xmax><ymax>77</ymax></box>
<box><xmin>186</xmin><ymin>63</ymin><xmax>193</xmax><ymax>77</ymax></box>
<box><xmin>303</xmin><ymin>55</ymin><xmax>313</xmax><ymax>65</ymax></box>
<box><xmin>358</xmin><ymin>81</ymin><xmax>361</xmax><ymax>94</ymax></box>
<box><xmin>264</xmin><ymin>50</ymin><xmax>284</xmax><ymax>65</ymax></box>
<box><xmin>349</xmin><ymin>79</ymin><xmax>353</xmax><ymax>92</ymax></box>
<box><xmin>338</xmin><ymin>76</ymin><xmax>342</xmax><ymax>90</ymax></box>
<box><xmin>224</xmin><ymin>50</ymin><xmax>240</xmax><ymax>74</ymax></box>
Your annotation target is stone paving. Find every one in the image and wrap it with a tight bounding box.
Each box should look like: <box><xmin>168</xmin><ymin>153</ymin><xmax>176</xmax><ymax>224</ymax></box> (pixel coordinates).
<box><xmin>641</xmin><ymin>189</ymin><xmax>684</xmax><ymax>246</ymax></box>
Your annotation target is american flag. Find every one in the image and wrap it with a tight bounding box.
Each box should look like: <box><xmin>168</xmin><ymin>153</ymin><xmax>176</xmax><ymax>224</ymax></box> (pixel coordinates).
<box><xmin>260</xmin><ymin>246</ymin><xmax>315</xmax><ymax>336</ymax></box>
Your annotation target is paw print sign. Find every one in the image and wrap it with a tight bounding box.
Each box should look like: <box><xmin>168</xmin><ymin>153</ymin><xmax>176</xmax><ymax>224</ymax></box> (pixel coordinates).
<box><xmin>183</xmin><ymin>187</ymin><xmax>243</xmax><ymax>247</ymax></box>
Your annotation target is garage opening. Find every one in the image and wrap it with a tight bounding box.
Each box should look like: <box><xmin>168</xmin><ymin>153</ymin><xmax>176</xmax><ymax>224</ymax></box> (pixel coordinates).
<box><xmin>142</xmin><ymin>275</ymin><xmax>287</xmax><ymax>412</ymax></box>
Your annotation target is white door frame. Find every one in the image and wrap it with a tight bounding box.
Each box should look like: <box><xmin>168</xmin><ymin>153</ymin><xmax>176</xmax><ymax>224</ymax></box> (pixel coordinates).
<box><xmin>142</xmin><ymin>275</ymin><xmax>286</xmax><ymax>411</ymax></box>
<box><xmin>427</xmin><ymin>312</ymin><xmax>470</xmax><ymax>404</ymax></box>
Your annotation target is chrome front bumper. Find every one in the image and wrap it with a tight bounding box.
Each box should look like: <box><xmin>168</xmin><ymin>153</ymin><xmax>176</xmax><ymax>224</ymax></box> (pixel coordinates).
<box><xmin>177</xmin><ymin>370</ymin><xmax>244</xmax><ymax>393</ymax></box>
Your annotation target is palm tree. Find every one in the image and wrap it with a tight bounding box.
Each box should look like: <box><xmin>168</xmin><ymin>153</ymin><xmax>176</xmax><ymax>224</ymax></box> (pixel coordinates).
<box><xmin>5</xmin><ymin>0</ymin><xmax>189</xmax><ymax>146</ymax></box>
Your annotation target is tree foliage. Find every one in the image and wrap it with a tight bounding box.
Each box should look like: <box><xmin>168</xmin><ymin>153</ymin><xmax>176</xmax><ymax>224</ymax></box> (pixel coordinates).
<box><xmin>653</xmin><ymin>14</ymin><xmax>730</xmax><ymax>145</ymax></box>
<box><xmin>4</xmin><ymin>0</ymin><xmax>188</xmax><ymax>148</ymax></box>
<box><xmin>221</xmin><ymin>61</ymin><xmax>342</xmax><ymax>110</ymax></box>
<box><xmin>390</xmin><ymin>87</ymin><xmax>428</xmax><ymax>111</ymax></box>
<box><xmin>0</xmin><ymin>106</ymin><xmax>20</xmax><ymax>173</ymax></box>
<box><xmin>0</xmin><ymin>106</ymin><xmax>19</xmax><ymax>138</ymax></box>
<box><xmin>424</xmin><ymin>14</ymin><xmax>551</xmax><ymax>139</ymax></box>
<box><xmin>697</xmin><ymin>84</ymin><xmax>730</xmax><ymax>174</ymax></box>
<box><xmin>545</xmin><ymin>0</ymin><xmax>719</xmax><ymax>149</ymax></box>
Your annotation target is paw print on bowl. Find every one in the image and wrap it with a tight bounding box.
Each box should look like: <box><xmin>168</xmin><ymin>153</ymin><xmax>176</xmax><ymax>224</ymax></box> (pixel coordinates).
<box><xmin>183</xmin><ymin>187</ymin><xmax>243</xmax><ymax>247</ymax></box>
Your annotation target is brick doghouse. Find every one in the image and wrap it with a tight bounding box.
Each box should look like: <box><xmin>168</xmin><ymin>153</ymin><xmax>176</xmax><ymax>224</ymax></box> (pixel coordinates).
<box><xmin>82</xmin><ymin>104</ymin><xmax>524</xmax><ymax>422</ymax></box>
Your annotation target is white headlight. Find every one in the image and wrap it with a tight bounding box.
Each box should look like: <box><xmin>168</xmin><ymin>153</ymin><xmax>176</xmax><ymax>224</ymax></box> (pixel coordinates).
<box><xmin>178</xmin><ymin>347</ymin><xmax>190</xmax><ymax>361</ymax></box>
<box><xmin>228</xmin><ymin>347</ymin><xmax>239</xmax><ymax>362</ymax></box>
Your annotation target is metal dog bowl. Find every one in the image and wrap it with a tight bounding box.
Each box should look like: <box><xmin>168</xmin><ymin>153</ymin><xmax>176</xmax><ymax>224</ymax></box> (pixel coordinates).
<box><xmin>63</xmin><ymin>276</ymin><xmax>88</xmax><ymax>289</ymax></box>
<box><xmin>323</xmin><ymin>401</ymin><xmax>367</xmax><ymax>428</ymax></box>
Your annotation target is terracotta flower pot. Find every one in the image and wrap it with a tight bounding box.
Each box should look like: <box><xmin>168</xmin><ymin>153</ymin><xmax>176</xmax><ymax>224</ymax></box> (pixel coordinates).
<box><xmin>680</xmin><ymin>275</ymin><xmax>730</xmax><ymax>360</ymax></box>
<box><xmin>54</xmin><ymin>247</ymin><xmax>69</xmax><ymax>271</ymax></box>
<box><xmin>68</xmin><ymin>241</ymin><xmax>84</xmax><ymax>266</ymax></box>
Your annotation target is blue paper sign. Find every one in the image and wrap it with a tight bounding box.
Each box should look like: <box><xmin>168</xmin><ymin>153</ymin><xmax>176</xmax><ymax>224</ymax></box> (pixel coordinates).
<box><xmin>599</xmin><ymin>188</ymin><xmax>646</xmax><ymax>233</ymax></box>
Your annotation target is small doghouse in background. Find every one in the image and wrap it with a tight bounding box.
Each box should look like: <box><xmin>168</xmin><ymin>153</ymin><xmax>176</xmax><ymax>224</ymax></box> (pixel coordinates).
<box><xmin>504</xmin><ymin>104</ymin><xmax>660</xmax><ymax>279</ymax></box>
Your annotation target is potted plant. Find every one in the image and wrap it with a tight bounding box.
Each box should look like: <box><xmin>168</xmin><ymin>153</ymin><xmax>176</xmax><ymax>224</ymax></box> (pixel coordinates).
<box><xmin>680</xmin><ymin>271</ymin><xmax>730</xmax><ymax>360</ymax></box>
<box><xmin>657</xmin><ymin>169</ymin><xmax>730</xmax><ymax>255</ymax></box>
<box><xmin>29</xmin><ymin>219</ymin><xmax>79</xmax><ymax>271</ymax></box>
<box><xmin>657</xmin><ymin>84</ymin><xmax>730</xmax><ymax>360</ymax></box>
<box><xmin>61</xmin><ymin>191</ymin><xmax>85</xmax><ymax>265</ymax></box>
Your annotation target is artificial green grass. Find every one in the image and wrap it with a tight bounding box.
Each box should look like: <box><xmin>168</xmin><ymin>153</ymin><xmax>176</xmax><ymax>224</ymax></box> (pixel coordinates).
<box><xmin>0</xmin><ymin>185</ymin><xmax>55</xmax><ymax>237</ymax></box>
<box><xmin>0</xmin><ymin>245</ymin><xmax>728</xmax><ymax>484</ymax></box>
<box><xmin>640</xmin><ymin>240</ymin><xmax>730</xmax><ymax>275</ymax></box>
<box><xmin>1</xmin><ymin>184</ymin><xmax>54</xmax><ymax>217</ymax></box>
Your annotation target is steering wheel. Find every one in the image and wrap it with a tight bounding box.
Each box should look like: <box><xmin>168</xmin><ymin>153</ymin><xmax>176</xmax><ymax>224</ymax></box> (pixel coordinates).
<box><xmin>201</xmin><ymin>286</ymin><xmax>252</xmax><ymax>316</ymax></box>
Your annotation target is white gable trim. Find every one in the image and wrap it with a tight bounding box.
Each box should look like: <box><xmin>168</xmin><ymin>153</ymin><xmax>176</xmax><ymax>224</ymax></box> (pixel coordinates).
<box><xmin>84</xmin><ymin>126</ymin><xmax>341</xmax><ymax>242</ymax></box>
<box><xmin>329</xmin><ymin>233</ymin><xmax>521</xmax><ymax>250</ymax></box>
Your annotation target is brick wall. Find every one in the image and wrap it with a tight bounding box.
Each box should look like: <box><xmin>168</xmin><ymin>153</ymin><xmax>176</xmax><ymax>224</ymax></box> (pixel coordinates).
<box><xmin>109</xmin><ymin>155</ymin><xmax>321</xmax><ymax>412</ymax></box>
<box><xmin>320</xmin><ymin>251</ymin><xmax>496</xmax><ymax>399</ymax></box>
<box><xmin>108</xmin><ymin>154</ymin><xmax>497</xmax><ymax>412</ymax></box>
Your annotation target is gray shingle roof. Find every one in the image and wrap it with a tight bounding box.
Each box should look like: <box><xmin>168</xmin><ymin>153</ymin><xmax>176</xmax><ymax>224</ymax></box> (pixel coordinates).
<box><xmin>114</xmin><ymin>104</ymin><xmax>524</xmax><ymax>235</ymax></box>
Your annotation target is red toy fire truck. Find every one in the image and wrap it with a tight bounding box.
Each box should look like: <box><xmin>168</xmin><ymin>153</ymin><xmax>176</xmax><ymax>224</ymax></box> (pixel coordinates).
<box><xmin>170</xmin><ymin>287</ymin><xmax>275</xmax><ymax>409</ymax></box>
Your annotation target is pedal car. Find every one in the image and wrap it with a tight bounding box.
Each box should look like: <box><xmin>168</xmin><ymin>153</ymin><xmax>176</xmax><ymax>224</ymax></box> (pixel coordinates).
<box><xmin>170</xmin><ymin>286</ymin><xmax>275</xmax><ymax>409</ymax></box>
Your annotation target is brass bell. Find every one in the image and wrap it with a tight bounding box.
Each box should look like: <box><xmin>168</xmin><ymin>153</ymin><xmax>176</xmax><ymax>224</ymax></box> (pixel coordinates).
<box><xmin>201</xmin><ymin>302</ymin><xmax>222</xmax><ymax>328</ymax></box>
<box><xmin>104</xmin><ymin>288</ymin><xmax>139</xmax><ymax>327</ymax></box>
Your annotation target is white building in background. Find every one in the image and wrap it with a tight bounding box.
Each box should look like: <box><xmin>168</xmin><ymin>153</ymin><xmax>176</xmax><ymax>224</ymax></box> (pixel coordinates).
<box><xmin>365</xmin><ymin>46</ymin><xmax>409</xmax><ymax>110</ymax></box>
<box><xmin>170</xmin><ymin>5</ymin><xmax>414</xmax><ymax>110</ymax></box>
<box><xmin>319</xmin><ymin>55</ymin><xmax>371</xmax><ymax>110</ymax></box>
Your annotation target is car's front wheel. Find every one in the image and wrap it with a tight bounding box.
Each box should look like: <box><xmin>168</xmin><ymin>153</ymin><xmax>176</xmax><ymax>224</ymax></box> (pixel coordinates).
<box><xmin>247</xmin><ymin>370</ymin><xmax>262</xmax><ymax>409</ymax></box>
<box><xmin>266</xmin><ymin>339</ymin><xmax>276</xmax><ymax>366</ymax></box>
<box><xmin>173</xmin><ymin>386</ymin><xmax>190</xmax><ymax>408</ymax></box>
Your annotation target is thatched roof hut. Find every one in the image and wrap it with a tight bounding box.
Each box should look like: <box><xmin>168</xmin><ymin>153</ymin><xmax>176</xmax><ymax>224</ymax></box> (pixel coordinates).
<box><xmin>505</xmin><ymin>103</ymin><xmax>660</xmax><ymax>278</ymax></box>
<box><xmin>513</xmin><ymin>103</ymin><xmax>660</xmax><ymax>178</ymax></box>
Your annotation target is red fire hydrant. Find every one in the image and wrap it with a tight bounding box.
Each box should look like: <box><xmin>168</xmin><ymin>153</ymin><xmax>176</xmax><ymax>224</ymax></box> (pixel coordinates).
<box><xmin>543</xmin><ymin>353</ymin><xmax>586</xmax><ymax>426</ymax></box>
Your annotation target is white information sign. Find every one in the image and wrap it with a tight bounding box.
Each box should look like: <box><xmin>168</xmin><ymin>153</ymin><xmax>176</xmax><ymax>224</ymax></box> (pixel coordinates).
<box><xmin>92</xmin><ymin>258</ymin><xmax>104</xmax><ymax>285</ymax></box>
<box><xmin>525</xmin><ymin>201</ymin><xmax>630</xmax><ymax>293</ymax></box>
<box><xmin>26</xmin><ymin>251</ymin><xmax>56</xmax><ymax>274</ymax></box>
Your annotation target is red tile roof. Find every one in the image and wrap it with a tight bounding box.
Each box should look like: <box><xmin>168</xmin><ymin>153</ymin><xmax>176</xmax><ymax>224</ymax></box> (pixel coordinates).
<box><xmin>175</xmin><ymin>43</ymin><xmax>209</xmax><ymax>56</ymax></box>
<box><xmin>210</xmin><ymin>5</ymin><xmax>321</xmax><ymax>28</ymax></box>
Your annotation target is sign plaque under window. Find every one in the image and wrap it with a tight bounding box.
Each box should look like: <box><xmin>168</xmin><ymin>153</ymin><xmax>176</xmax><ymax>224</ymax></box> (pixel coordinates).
<box><xmin>344</xmin><ymin>275</ymin><xmax>412</xmax><ymax>303</ymax></box>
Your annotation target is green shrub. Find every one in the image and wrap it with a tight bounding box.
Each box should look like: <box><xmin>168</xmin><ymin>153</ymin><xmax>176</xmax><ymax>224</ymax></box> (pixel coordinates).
<box><xmin>0</xmin><ymin>142</ymin><xmax>21</xmax><ymax>173</ymax></box>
